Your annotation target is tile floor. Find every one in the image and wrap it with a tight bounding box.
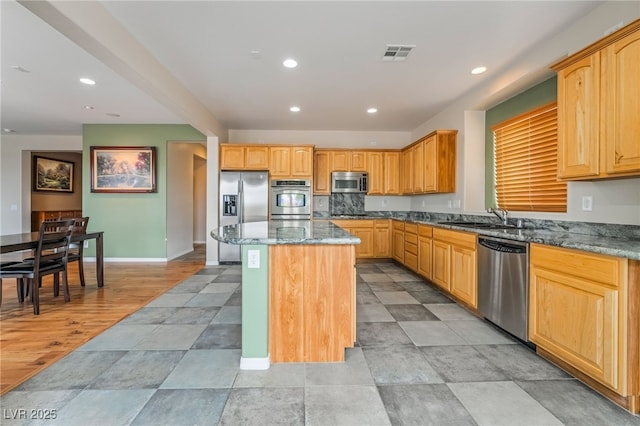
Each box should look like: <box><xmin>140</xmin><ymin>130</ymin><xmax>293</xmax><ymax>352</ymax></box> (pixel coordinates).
<box><xmin>1</xmin><ymin>262</ymin><xmax>639</xmax><ymax>425</ymax></box>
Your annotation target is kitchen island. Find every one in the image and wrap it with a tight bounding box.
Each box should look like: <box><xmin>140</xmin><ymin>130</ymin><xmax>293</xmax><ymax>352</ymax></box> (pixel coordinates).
<box><xmin>211</xmin><ymin>220</ymin><xmax>360</xmax><ymax>369</ymax></box>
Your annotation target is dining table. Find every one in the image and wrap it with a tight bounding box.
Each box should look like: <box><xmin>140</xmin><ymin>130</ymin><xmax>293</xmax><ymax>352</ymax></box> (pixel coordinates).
<box><xmin>0</xmin><ymin>231</ymin><xmax>104</xmax><ymax>287</ymax></box>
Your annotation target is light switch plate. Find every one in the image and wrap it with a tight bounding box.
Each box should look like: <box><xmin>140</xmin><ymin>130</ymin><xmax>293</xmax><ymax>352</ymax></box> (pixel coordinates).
<box><xmin>247</xmin><ymin>250</ymin><xmax>260</xmax><ymax>269</ymax></box>
<box><xmin>581</xmin><ymin>196</ymin><xmax>593</xmax><ymax>211</ymax></box>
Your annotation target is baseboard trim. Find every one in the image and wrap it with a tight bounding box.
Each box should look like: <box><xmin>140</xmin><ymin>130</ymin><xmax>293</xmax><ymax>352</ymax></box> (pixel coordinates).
<box><xmin>240</xmin><ymin>356</ymin><xmax>270</xmax><ymax>370</ymax></box>
<box><xmin>84</xmin><ymin>257</ymin><xmax>168</xmax><ymax>263</ymax></box>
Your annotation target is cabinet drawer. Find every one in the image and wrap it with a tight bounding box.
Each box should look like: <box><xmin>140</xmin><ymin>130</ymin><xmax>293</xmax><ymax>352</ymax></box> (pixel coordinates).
<box><xmin>404</xmin><ymin>252</ymin><xmax>418</xmax><ymax>271</ymax></box>
<box><xmin>405</xmin><ymin>241</ymin><xmax>418</xmax><ymax>255</ymax></box>
<box><xmin>392</xmin><ymin>220</ymin><xmax>405</xmax><ymax>231</ymax></box>
<box><xmin>418</xmin><ymin>225</ymin><xmax>433</xmax><ymax>238</ymax></box>
<box><xmin>433</xmin><ymin>228</ymin><xmax>476</xmax><ymax>250</ymax></box>
<box><xmin>405</xmin><ymin>232</ymin><xmax>418</xmax><ymax>245</ymax></box>
<box><xmin>531</xmin><ymin>243</ymin><xmax>624</xmax><ymax>288</ymax></box>
<box><xmin>404</xmin><ymin>223</ymin><xmax>418</xmax><ymax>234</ymax></box>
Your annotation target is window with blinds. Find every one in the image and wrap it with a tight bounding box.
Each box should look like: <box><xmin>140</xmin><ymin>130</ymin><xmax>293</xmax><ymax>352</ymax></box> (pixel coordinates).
<box><xmin>492</xmin><ymin>102</ymin><xmax>567</xmax><ymax>212</ymax></box>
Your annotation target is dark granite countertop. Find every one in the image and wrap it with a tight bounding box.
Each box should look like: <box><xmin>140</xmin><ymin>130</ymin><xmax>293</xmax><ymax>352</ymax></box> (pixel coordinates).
<box><xmin>211</xmin><ymin>220</ymin><xmax>360</xmax><ymax>245</ymax></box>
<box><xmin>322</xmin><ymin>215</ymin><xmax>640</xmax><ymax>260</ymax></box>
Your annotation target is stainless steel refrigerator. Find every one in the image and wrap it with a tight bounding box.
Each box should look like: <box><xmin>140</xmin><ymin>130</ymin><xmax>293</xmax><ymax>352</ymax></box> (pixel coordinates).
<box><xmin>219</xmin><ymin>171</ymin><xmax>269</xmax><ymax>262</ymax></box>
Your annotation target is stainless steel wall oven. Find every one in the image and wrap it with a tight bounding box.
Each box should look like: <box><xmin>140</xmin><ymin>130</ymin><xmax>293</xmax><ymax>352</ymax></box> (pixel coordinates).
<box><xmin>270</xmin><ymin>179</ymin><xmax>312</xmax><ymax>220</ymax></box>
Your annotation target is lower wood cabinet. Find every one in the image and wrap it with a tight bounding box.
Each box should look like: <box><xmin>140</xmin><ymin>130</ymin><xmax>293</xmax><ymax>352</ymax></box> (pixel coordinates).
<box><xmin>392</xmin><ymin>220</ymin><xmax>405</xmax><ymax>264</ymax></box>
<box><xmin>529</xmin><ymin>244</ymin><xmax>640</xmax><ymax>410</ymax></box>
<box><xmin>417</xmin><ymin>225</ymin><xmax>433</xmax><ymax>280</ymax></box>
<box><xmin>431</xmin><ymin>228</ymin><xmax>477</xmax><ymax>307</ymax></box>
<box><xmin>403</xmin><ymin>223</ymin><xmax>418</xmax><ymax>272</ymax></box>
<box><xmin>373</xmin><ymin>220</ymin><xmax>391</xmax><ymax>258</ymax></box>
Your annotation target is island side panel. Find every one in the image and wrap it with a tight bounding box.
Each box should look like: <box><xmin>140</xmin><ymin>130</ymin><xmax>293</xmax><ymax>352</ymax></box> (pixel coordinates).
<box><xmin>241</xmin><ymin>244</ymin><xmax>269</xmax><ymax>368</ymax></box>
<box><xmin>304</xmin><ymin>244</ymin><xmax>356</xmax><ymax>362</ymax></box>
<box><xmin>269</xmin><ymin>244</ymin><xmax>356</xmax><ymax>363</ymax></box>
<box><xmin>269</xmin><ymin>245</ymin><xmax>305</xmax><ymax>363</ymax></box>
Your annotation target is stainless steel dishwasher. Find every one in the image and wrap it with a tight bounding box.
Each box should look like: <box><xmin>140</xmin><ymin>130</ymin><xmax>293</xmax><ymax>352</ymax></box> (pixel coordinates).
<box><xmin>477</xmin><ymin>235</ymin><xmax>529</xmax><ymax>342</ymax></box>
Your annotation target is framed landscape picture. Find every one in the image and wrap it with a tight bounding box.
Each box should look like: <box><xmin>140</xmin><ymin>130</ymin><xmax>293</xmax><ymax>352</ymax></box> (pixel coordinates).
<box><xmin>33</xmin><ymin>155</ymin><xmax>74</xmax><ymax>192</ymax></box>
<box><xmin>90</xmin><ymin>146</ymin><xmax>157</xmax><ymax>193</ymax></box>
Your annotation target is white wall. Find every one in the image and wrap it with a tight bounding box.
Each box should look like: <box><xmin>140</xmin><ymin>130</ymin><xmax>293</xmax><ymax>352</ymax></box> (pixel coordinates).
<box><xmin>166</xmin><ymin>142</ymin><xmax>206</xmax><ymax>260</ymax></box>
<box><xmin>194</xmin><ymin>156</ymin><xmax>207</xmax><ymax>243</ymax></box>
<box><xmin>409</xmin><ymin>1</ymin><xmax>640</xmax><ymax>225</ymax></box>
<box><xmin>206</xmin><ymin>136</ymin><xmax>220</xmax><ymax>265</ymax></box>
<box><xmin>1</xmin><ymin>134</ymin><xmax>83</xmax><ymax>234</ymax></box>
<box><xmin>230</xmin><ymin>129</ymin><xmax>411</xmax><ymax>149</ymax></box>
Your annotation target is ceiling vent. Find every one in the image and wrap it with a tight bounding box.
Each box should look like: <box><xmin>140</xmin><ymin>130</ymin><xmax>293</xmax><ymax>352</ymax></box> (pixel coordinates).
<box><xmin>382</xmin><ymin>45</ymin><xmax>415</xmax><ymax>61</ymax></box>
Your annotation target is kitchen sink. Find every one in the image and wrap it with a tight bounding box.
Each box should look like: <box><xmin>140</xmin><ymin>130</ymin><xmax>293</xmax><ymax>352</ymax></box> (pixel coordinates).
<box><xmin>437</xmin><ymin>221</ymin><xmax>517</xmax><ymax>230</ymax></box>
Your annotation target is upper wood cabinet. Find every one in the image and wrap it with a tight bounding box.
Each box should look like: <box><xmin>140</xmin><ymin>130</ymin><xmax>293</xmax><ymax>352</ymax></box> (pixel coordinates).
<box><xmin>270</xmin><ymin>146</ymin><xmax>313</xmax><ymax>178</ymax></box>
<box><xmin>220</xmin><ymin>144</ymin><xmax>270</xmax><ymax>170</ymax></box>
<box><xmin>412</xmin><ymin>142</ymin><xmax>425</xmax><ymax>193</ymax></box>
<box><xmin>313</xmin><ymin>151</ymin><xmax>331</xmax><ymax>194</ymax></box>
<box><xmin>422</xmin><ymin>130</ymin><xmax>457</xmax><ymax>193</ymax></box>
<box><xmin>350</xmin><ymin>151</ymin><xmax>367</xmax><ymax>171</ymax></box>
<box><xmin>400</xmin><ymin>148</ymin><xmax>413</xmax><ymax>194</ymax></box>
<box><xmin>331</xmin><ymin>151</ymin><xmax>350</xmax><ymax>172</ymax></box>
<box><xmin>384</xmin><ymin>152</ymin><xmax>401</xmax><ymax>195</ymax></box>
<box><xmin>553</xmin><ymin>19</ymin><xmax>640</xmax><ymax>180</ymax></box>
<box><xmin>366</xmin><ymin>151</ymin><xmax>384</xmax><ymax>195</ymax></box>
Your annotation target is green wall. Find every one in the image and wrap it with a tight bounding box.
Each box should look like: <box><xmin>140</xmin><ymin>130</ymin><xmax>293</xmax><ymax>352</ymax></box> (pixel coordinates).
<box><xmin>484</xmin><ymin>76</ymin><xmax>557</xmax><ymax>208</ymax></box>
<box><xmin>82</xmin><ymin>124</ymin><xmax>205</xmax><ymax>258</ymax></box>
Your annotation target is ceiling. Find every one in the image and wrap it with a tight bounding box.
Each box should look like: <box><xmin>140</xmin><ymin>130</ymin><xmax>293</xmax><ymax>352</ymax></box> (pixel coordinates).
<box><xmin>1</xmin><ymin>1</ymin><xmax>604</xmax><ymax>136</ymax></box>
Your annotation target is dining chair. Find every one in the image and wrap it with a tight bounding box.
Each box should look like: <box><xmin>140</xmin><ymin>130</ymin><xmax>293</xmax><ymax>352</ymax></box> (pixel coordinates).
<box><xmin>0</xmin><ymin>219</ymin><xmax>74</xmax><ymax>314</ymax></box>
<box><xmin>66</xmin><ymin>217</ymin><xmax>90</xmax><ymax>290</ymax></box>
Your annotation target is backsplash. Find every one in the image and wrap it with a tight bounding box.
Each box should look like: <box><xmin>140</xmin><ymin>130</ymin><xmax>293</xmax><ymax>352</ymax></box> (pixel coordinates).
<box><xmin>329</xmin><ymin>193</ymin><xmax>365</xmax><ymax>216</ymax></box>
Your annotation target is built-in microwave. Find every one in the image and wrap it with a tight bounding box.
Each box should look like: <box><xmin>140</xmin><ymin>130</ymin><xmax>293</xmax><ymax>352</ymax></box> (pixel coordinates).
<box><xmin>270</xmin><ymin>179</ymin><xmax>312</xmax><ymax>220</ymax></box>
<box><xmin>331</xmin><ymin>172</ymin><xmax>368</xmax><ymax>193</ymax></box>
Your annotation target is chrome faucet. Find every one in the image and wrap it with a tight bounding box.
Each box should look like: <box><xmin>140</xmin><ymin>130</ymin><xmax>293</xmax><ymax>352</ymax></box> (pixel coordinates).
<box><xmin>488</xmin><ymin>208</ymin><xmax>509</xmax><ymax>225</ymax></box>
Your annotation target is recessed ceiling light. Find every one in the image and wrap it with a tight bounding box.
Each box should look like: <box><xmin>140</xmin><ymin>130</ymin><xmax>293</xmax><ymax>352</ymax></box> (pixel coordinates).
<box><xmin>289</xmin><ymin>106</ymin><xmax>301</xmax><ymax>112</ymax></box>
<box><xmin>79</xmin><ymin>77</ymin><xmax>96</xmax><ymax>85</ymax></box>
<box><xmin>84</xmin><ymin>105</ymin><xmax>95</xmax><ymax>110</ymax></box>
<box><xmin>367</xmin><ymin>108</ymin><xmax>378</xmax><ymax>114</ymax></box>
<box><xmin>106</xmin><ymin>112</ymin><xmax>121</xmax><ymax>117</ymax></box>
<box><xmin>471</xmin><ymin>66</ymin><xmax>487</xmax><ymax>75</ymax></box>
<box><xmin>283</xmin><ymin>59</ymin><xmax>298</xmax><ymax>68</ymax></box>
<box><xmin>3</xmin><ymin>128</ymin><xmax>16</xmax><ymax>133</ymax></box>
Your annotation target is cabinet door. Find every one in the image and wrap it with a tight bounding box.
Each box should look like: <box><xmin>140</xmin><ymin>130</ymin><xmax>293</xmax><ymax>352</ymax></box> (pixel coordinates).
<box><xmin>401</xmin><ymin>149</ymin><xmax>413</xmax><ymax>194</ymax></box>
<box><xmin>373</xmin><ymin>221</ymin><xmax>391</xmax><ymax>258</ymax></box>
<box><xmin>291</xmin><ymin>147</ymin><xmax>313</xmax><ymax>177</ymax></box>
<box><xmin>331</xmin><ymin>151</ymin><xmax>350</xmax><ymax>172</ymax></box>
<box><xmin>392</xmin><ymin>229</ymin><xmax>404</xmax><ymax>263</ymax></box>
<box><xmin>412</xmin><ymin>142</ymin><xmax>425</xmax><ymax>193</ymax></box>
<box><xmin>367</xmin><ymin>152</ymin><xmax>384</xmax><ymax>195</ymax></box>
<box><xmin>431</xmin><ymin>240</ymin><xmax>451</xmax><ymax>291</ymax></box>
<box><xmin>220</xmin><ymin>145</ymin><xmax>245</xmax><ymax>169</ymax></box>
<box><xmin>603</xmin><ymin>30</ymin><xmax>640</xmax><ymax>175</ymax></box>
<box><xmin>351</xmin><ymin>151</ymin><xmax>367</xmax><ymax>171</ymax></box>
<box><xmin>314</xmin><ymin>151</ymin><xmax>331</xmax><ymax>194</ymax></box>
<box><xmin>245</xmin><ymin>146</ymin><xmax>269</xmax><ymax>170</ymax></box>
<box><xmin>352</xmin><ymin>227</ymin><xmax>374</xmax><ymax>258</ymax></box>
<box><xmin>557</xmin><ymin>55</ymin><xmax>601</xmax><ymax>179</ymax></box>
<box><xmin>269</xmin><ymin>147</ymin><xmax>291</xmax><ymax>177</ymax></box>
<box><xmin>450</xmin><ymin>244</ymin><xmax>477</xmax><ymax>308</ymax></box>
<box><xmin>418</xmin><ymin>236</ymin><xmax>432</xmax><ymax>280</ymax></box>
<box><xmin>529</xmin><ymin>265</ymin><xmax>620</xmax><ymax>390</ymax></box>
<box><xmin>423</xmin><ymin>135</ymin><xmax>437</xmax><ymax>192</ymax></box>
<box><xmin>384</xmin><ymin>152</ymin><xmax>401</xmax><ymax>195</ymax></box>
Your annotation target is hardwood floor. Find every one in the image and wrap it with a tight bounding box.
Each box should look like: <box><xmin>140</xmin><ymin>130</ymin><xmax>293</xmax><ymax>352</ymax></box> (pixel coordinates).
<box><xmin>0</xmin><ymin>249</ymin><xmax>205</xmax><ymax>395</ymax></box>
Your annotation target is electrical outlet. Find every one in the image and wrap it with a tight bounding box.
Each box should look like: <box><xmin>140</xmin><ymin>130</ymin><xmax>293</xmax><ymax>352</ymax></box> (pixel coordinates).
<box><xmin>453</xmin><ymin>199</ymin><xmax>461</xmax><ymax>209</ymax></box>
<box><xmin>447</xmin><ymin>200</ymin><xmax>452</xmax><ymax>208</ymax></box>
<box><xmin>83</xmin><ymin>241</ymin><xmax>89</xmax><ymax>249</ymax></box>
<box><xmin>581</xmin><ymin>196</ymin><xmax>593</xmax><ymax>211</ymax></box>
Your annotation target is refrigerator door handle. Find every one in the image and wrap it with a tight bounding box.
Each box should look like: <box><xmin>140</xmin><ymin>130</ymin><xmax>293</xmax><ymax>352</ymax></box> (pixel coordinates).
<box><xmin>238</xmin><ymin>179</ymin><xmax>244</xmax><ymax>223</ymax></box>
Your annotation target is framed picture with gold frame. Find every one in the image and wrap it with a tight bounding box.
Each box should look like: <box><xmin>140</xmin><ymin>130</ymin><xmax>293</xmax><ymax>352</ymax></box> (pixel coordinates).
<box><xmin>90</xmin><ymin>146</ymin><xmax>157</xmax><ymax>193</ymax></box>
